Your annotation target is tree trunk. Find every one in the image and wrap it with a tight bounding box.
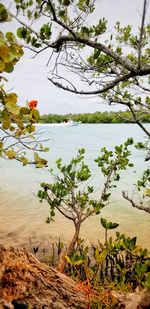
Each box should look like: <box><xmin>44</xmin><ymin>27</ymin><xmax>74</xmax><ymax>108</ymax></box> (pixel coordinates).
<box><xmin>57</xmin><ymin>222</ymin><xmax>81</xmax><ymax>273</ymax></box>
<box><xmin>0</xmin><ymin>245</ymin><xmax>88</xmax><ymax>309</ymax></box>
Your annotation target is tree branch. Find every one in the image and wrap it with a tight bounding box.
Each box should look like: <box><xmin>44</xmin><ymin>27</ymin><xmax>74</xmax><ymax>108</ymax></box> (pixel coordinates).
<box><xmin>0</xmin><ymin>127</ymin><xmax>48</xmax><ymax>151</ymax></box>
<box><xmin>48</xmin><ymin>72</ymin><xmax>134</xmax><ymax>95</ymax></box>
<box><xmin>128</xmin><ymin>104</ymin><xmax>150</xmax><ymax>137</ymax></box>
<box><xmin>50</xmin><ymin>35</ymin><xmax>138</xmax><ymax>72</ymax></box>
<box><xmin>135</xmin><ymin>77</ymin><xmax>150</xmax><ymax>92</ymax></box>
<box><xmin>122</xmin><ymin>191</ymin><xmax>150</xmax><ymax>214</ymax></box>
<box><xmin>46</xmin><ymin>194</ymin><xmax>75</xmax><ymax>221</ymax></box>
<box><xmin>138</xmin><ymin>0</ymin><xmax>147</xmax><ymax>68</ymax></box>
<box><xmin>11</xmin><ymin>13</ymin><xmax>141</xmax><ymax>73</ymax></box>
<box><xmin>108</xmin><ymin>97</ymin><xmax>150</xmax><ymax>137</ymax></box>
<box><xmin>46</xmin><ymin>0</ymin><xmax>76</xmax><ymax>38</ymax></box>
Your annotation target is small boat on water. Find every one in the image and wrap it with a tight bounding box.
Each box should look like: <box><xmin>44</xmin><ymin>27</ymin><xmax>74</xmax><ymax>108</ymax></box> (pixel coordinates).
<box><xmin>40</xmin><ymin>120</ymin><xmax>81</xmax><ymax>127</ymax></box>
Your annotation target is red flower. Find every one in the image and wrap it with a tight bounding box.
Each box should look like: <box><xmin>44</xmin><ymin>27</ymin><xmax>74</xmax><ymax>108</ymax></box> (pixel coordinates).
<box><xmin>28</xmin><ymin>100</ymin><xmax>38</xmax><ymax>109</ymax></box>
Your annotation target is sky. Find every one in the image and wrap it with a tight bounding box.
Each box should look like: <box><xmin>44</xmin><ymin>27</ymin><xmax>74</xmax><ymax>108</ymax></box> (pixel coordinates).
<box><xmin>2</xmin><ymin>0</ymin><xmax>150</xmax><ymax>115</ymax></box>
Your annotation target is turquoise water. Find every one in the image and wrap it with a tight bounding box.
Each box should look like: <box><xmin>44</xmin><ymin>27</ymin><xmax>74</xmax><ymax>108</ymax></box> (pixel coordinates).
<box><xmin>0</xmin><ymin>124</ymin><xmax>150</xmax><ymax>251</ymax></box>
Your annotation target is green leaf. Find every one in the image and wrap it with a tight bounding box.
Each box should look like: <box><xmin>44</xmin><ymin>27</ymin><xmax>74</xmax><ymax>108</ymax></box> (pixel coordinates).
<box><xmin>101</xmin><ymin>218</ymin><xmax>119</xmax><ymax>230</ymax></box>
<box><xmin>0</xmin><ymin>59</ymin><xmax>5</xmax><ymax>71</ymax></box>
<box><xmin>100</xmin><ymin>217</ymin><xmax>108</xmax><ymax>229</ymax></box>
<box><xmin>102</xmin><ymin>193</ymin><xmax>111</xmax><ymax>201</ymax></box>
<box><xmin>74</xmin><ymin>259</ymin><xmax>83</xmax><ymax>266</ymax></box>
<box><xmin>34</xmin><ymin>152</ymin><xmax>48</xmax><ymax>168</ymax></box>
<box><xmin>6</xmin><ymin>101</ymin><xmax>19</xmax><ymax>115</ymax></box>
<box><xmin>0</xmin><ymin>141</ymin><xmax>3</xmax><ymax>148</ymax></box>
<box><xmin>59</xmin><ymin>10</ymin><xmax>66</xmax><ymax>19</ymax></box>
<box><xmin>31</xmin><ymin>108</ymin><xmax>40</xmax><ymax>121</ymax></box>
<box><xmin>95</xmin><ymin>249</ymin><xmax>107</xmax><ymax>264</ymax></box>
<box><xmin>56</xmin><ymin>158</ymin><xmax>62</xmax><ymax>168</ymax></box>
<box><xmin>135</xmin><ymin>263</ymin><xmax>147</xmax><ymax>275</ymax></box>
<box><xmin>6</xmin><ymin>149</ymin><xmax>16</xmax><ymax>159</ymax></box>
<box><xmin>79</xmin><ymin>148</ymin><xmax>85</xmax><ymax>155</ymax></box>
<box><xmin>0</xmin><ymin>46</ymin><xmax>10</xmax><ymax>61</ymax></box>
<box><xmin>20</xmin><ymin>107</ymin><xmax>30</xmax><ymax>115</ymax></box>
<box><xmin>108</xmin><ymin>222</ymin><xmax>119</xmax><ymax>229</ymax></box>
<box><xmin>44</xmin><ymin>147</ymin><xmax>49</xmax><ymax>152</ymax></box>
<box><xmin>65</xmin><ymin>255</ymin><xmax>72</xmax><ymax>264</ymax></box>
<box><xmin>4</xmin><ymin>62</ymin><xmax>14</xmax><ymax>73</ymax></box>
<box><xmin>20</xmin><ymin>156</ymin><xmax>29</xmax><ymax>166</ymax></box>
<box><xmin>17</xmin><ymin>27</ymin><xmax>28</xmax><ymax>39</ymax></box>
<box><xmin>146</xmin><ymin>273</ymin><xmax>150</xmax><ymax>289</ymax></box>
<box><xmin>6</xmin><ymin>32</ymin><xmax>17</xmax><ymax>43</ymax></box>
<box><xmin>123</xmin><ymin>236</ymin><xmax>137</xmax><ymax>252</ymax></box>
<box><xmin>40</xmin><ymin>23</ymin><xmax>52</xmax><ymax>40</ymax></box>
<box><xmin>46</xmin><ymin>217</ymin><xmax>51</xmax><ymax>224</ymax></box>
<box><xmin>128</xmin><ymin>163</ymin><xmax>134</xmax><ymax>167</ymax></box>
<box><xmin>63</xmin><ymin>0</ymin><xmax>70</xmax><ymax>5</ymax></box>
<box><xmin>0</xmin><ymin>3</ymin><xmax>9</xmax><ymax>22</ymax></box>
<box><xmin>145</xmin><ymin>189</ymin><xmax>150</xmax><ymax>197</ymax></box>
<box><xmin>4</xmin><ymin>93</ymin><xmax>18</xmax><ymax>104</ymax></box>
<box><xmin>26</xmin><ymin>125</ymin><xmax>35</xmax><ymax>133</ymax></box>
<box><xmin>2</xmin><ymin>119</ymin><xmax>11</xmax><ymax>130</ymax></box>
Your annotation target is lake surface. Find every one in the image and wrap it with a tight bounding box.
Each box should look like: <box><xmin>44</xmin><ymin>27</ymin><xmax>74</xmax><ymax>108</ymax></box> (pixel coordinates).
<box><xmin>0</xmin><ymin>124</ymin><xmax>150</xmax><ymax>253</ymax></box>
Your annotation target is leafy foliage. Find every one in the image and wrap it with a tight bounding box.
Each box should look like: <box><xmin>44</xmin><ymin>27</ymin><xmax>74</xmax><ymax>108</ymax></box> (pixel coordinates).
<box><xmin>64</xmin><ymin>225</ymin><xmax>150</xmax><ymax>292</ymax></box>
<box><xmin>44</xmin><ymin>224</ymin><xmax>150</xmax><ymax>307</ymax></box>
<box><xmin>38</xmin><ymin>140</ymin><xmax>134</xmax><ymax>264</ymax></box>
<box><xmin>0</xmin><ymin>4</ymin><xmax>48</xmax><ymax>166</ymax></box>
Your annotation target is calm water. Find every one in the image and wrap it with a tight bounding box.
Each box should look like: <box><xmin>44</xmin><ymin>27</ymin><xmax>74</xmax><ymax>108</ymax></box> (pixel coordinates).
<box><xmin>0</xmin><ymin>124</ymin><xmax>150</xmax><ymax>252</ymax></box>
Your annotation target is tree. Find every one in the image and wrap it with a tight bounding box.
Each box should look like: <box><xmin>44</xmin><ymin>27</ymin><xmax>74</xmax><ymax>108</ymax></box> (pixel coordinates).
<box><xmin>8</xmin><ymin>0</ymin><xmax>150</xmax><ymax>138</ymax></box>
<box><xmin>38</xmin><ymin>139</ymin><xmax>134</xmax><ymax>271</ymax></box>
<box><xmin>0</xmin><ymin>3</ymin><xmax>48</xmax><ymax>167</ymax></box>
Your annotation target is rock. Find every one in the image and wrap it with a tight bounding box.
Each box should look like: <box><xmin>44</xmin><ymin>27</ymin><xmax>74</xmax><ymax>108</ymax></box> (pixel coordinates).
<box><xmin>112</xmin><ymin>289</ymin><xmax>150</xmax><ymax>309</ymax></box>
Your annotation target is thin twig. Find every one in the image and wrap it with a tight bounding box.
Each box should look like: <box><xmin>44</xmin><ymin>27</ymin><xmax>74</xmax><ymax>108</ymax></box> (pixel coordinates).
<box><xmin>122</xmin><ymin>191</ymin><xmax>150</xmax><ymax>214</ymax></box>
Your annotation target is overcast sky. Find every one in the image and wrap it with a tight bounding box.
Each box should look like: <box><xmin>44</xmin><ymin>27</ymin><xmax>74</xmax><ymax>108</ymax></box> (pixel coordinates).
<box><xmin>2</xmin><ymin>0</ymin><xmax>150</xmax><ymax>115</ymax></box>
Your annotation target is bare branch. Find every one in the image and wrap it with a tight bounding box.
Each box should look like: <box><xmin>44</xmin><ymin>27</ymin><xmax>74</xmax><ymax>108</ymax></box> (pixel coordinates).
<box><xmin>0</xmin><ymin>127</ymin><xmax>49</xmax><ymax>152</ymax></box>
<box><xmin>122</xmin><ymin>191</ymin><xmax>150</xmax><ymax>214</ymax></box>
<box><xmin>135</xmin><ymin>77</ymin><xmax>150</xmax><ymax>92</ymax></box>
<box><xmin>128</xmin><ymin>104</ymin><xmax>150</xmax><ymax>137</ymax></box>
<box><xmin>48</xmin><ymin>72</ymin><xmax>134</xmax><ymax>95</ymax></box>
<box><xmin>51</xmin><ymin>73</ymin><xmax>77</xmax><ymax>91</ymax></box>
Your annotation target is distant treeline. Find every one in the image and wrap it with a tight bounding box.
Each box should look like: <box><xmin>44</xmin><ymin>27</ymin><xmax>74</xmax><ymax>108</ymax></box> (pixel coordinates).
<box><xmin>40</xmin><ymin>111</ymin><xmax>150</xmax><ymax>124</ymax></box>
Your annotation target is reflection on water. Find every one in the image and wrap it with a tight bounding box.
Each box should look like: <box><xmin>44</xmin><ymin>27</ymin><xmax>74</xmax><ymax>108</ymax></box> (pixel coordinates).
<box><xmin>0</xmin><ymin>124</ymin><xmax>150</xmax><ymax>250</ymax></box>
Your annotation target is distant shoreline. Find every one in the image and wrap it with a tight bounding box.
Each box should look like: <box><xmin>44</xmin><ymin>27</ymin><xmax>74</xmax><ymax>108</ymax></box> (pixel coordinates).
<box><xmin>39</xmin><ymin>111</ymin><xmax>150</xmax><ymax>124</ymax></box>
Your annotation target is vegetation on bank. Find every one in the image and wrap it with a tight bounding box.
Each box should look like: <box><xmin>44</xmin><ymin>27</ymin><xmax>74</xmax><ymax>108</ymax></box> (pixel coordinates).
<box><xmin>37</xmin><ymin>143</ymin><xmax>150</xmax><ymax>303</ymax></box>
<box><xmin>40</xmin><ymin>111</ymin><xmax>150</xmax><ymax>124</ymax></box>
<box><xmin>51</xmin><ymin>225</ymin><xmax>150</xmax><ymax>305</ymax></box>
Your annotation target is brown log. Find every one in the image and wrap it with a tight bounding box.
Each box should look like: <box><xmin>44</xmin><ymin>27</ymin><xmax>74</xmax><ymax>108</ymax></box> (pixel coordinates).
<box><xmin>0</xmin><ymin>245</ymin><xmax>88</xmax><ymax>309</ymax></box>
